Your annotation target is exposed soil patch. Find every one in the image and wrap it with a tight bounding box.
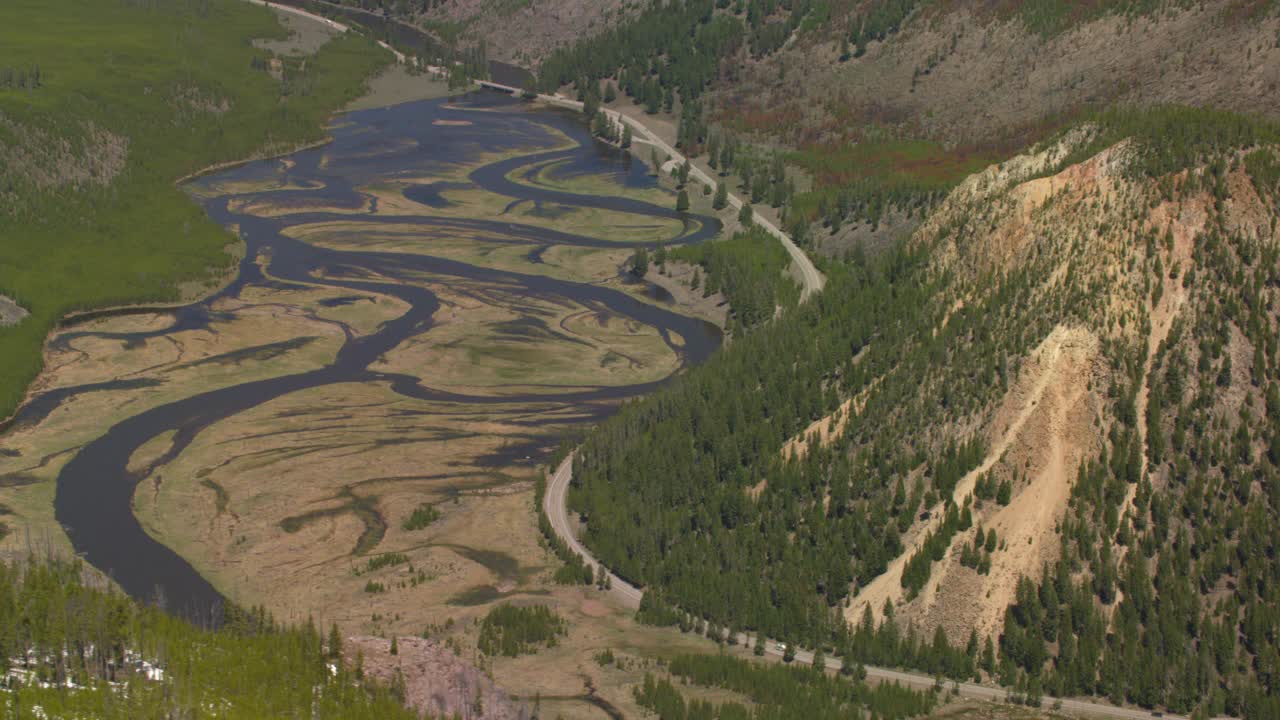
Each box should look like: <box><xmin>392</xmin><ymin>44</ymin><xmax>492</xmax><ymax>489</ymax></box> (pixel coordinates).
<box><xmin>578</xmin><ymin>598</ymin><xmax>609</xmax><ymax>618</ymax></box>
<box><xmin>253</xmin><ymin>6</ymin><xmax>338</xmax><ymax>57</ymax></box>
<box><xmin>0</xmin><ymin>296</ymin><xmax>28</xmax><ymax>327</ymax></box>
<box><xmin>913</xmin><ymin>325</ymin><xmax>1102</xmax><ymax>641</ymax></box>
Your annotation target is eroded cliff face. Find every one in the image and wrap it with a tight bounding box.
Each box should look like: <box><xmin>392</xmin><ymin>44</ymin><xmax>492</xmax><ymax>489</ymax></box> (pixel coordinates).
<box><xmin>842</xmin><ymin>131</ymin><xmax>1278</xmax><ymax>645</ymax></box>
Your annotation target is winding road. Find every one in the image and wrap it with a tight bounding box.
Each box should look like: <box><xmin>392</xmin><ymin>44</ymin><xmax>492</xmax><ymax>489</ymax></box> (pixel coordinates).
<box><xmin>478</xmin><ymin>79</ymin><xmax>826</xmax><ymax>301</ymax></box>
<box><xmin>544</xmin><ymin>453</ymin><xmax>1202</xmax><ymax>720</ymax></box>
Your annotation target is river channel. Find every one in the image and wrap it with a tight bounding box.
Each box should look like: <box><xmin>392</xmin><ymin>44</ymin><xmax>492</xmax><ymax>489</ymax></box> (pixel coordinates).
<box><xmin>40</xmin><ymin>91</ymin><xmax>721</xmax><ymax>621</ymax></box>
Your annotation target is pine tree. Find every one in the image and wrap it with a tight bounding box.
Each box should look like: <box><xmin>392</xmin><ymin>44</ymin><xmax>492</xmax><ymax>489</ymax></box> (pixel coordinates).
<box><xmin>677</xmin><ymin>189</ymin><xmax>690</xmax><ymax>212</ymax></box>
<box><xmin>631</xmin><ymin>247</ymin><xmax>650</xmax><ymax>277</ymax></box>
<box><xmin>713</xmin><ymin>182</ymin><xmax>728</xmax><ymax>210</ymax></box>
<box><xmin>651</xmin><ymin>148</ymin><xmax>665</xmax><ymax>176</ymax></box>
<box><xmin>328</xmin><ymin>623</ymin><xmax>343</xmax><ymax>659</ymax></box>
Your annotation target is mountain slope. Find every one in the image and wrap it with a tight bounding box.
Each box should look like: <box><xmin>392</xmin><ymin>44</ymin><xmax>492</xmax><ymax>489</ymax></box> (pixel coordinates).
<box><xmin>567</xmin><ymin>103</ymin><xmax>1280</xmax><ymax>715</ymax></box>
<box><xmin>756</xmin><ymin>0</ymin><xmax>1280</xmax><ymax>253</ymax></box>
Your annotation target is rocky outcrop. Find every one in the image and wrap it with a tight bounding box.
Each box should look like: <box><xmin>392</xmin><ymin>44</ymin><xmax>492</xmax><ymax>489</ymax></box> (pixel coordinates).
<box><xmin>345</xmin><ymin>636</ymin><xmax>529</xmax><ymax>720</ymax></box>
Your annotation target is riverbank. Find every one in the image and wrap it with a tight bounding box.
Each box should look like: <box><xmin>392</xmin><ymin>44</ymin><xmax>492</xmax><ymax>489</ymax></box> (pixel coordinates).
<box><xmin>0</xmin><ymin>0</ymin><xmax>391</xmax><ymax>422</ymax></box>
<box><xmin>478</xmin><ymin>79</ymin><xmax>825</xmax><ymax>300</ymax></box>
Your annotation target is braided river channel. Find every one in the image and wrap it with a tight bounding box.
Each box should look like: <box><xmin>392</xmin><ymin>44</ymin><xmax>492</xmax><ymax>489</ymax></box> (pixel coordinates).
<box><xmin>10</xmin><ymin>92</ymin><xmax>722</xmax><ymax>620</ymax></box>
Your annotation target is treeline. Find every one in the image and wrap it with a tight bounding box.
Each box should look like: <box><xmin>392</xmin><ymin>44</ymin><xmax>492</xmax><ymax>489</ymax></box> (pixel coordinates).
<box><xmin>0</xmin><ymin>557</ymin><xmax>420</xmax><ymax>718</ymax></box>
<box><xmin>1245</xmin><ymin>147</ymin><xmax>1280</xmax><ymax>198</ymax></box>
<box><xmin>783</xmin><ymin>137</ymin><xmax>995</xmax><ymax>239</ymax></box>
<box><xmin>798</xmin><ymin>178</ymin><xmax>946</xmax><ymax>236</ymax></box>
<box><xmin>637</xmin><ymin>590</ymin><xmax>983</xmax><ymax>685</ymax></box>
<box><xmin>840</xmin><ymin>0</ymin><xmax>918</xmax><ymax>59</ymax></box>
<box><xmin>672</xmin><ymin>227</ymin><xmax>800</xmax><ymax>330</ymax></box>
<box><xmin>900</xmin><ymin>499</ymin><xmax>972</xmax><ymax>598</ymax></box>
<box><xmin>1039</xmin><ymin>105</ymin><xmax>1280</xmax><ymax>182</ymax></box>
<box><xmin>634</xmin><ymin>652</ymin><xmax>935</xmax><ymax>720</ymax></box>
<box><xmin>476</xmin><ymin>603</ymin><xmax>567</xmax><ymax>657</ymax></box>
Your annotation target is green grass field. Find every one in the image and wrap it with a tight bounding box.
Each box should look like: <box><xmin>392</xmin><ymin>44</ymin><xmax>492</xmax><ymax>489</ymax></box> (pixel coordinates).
<box><xmin>0</xmin><ymin>0</ymin><xmax>390</xmax><ymax>418</ymax></box>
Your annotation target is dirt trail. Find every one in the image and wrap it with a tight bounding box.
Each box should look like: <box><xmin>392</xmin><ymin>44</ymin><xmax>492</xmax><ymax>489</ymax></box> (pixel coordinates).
<box><xmin>846</xmin><ymin>326</ymin><xmax>1087</xmax><ymax>624</ymax></box>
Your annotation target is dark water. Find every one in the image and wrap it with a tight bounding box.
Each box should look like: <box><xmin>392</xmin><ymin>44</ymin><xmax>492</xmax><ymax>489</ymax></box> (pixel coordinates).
<box><xmin>44</xmin><ymin>92</ymin><xmax>721</xmax><ymax>621</ymax></box>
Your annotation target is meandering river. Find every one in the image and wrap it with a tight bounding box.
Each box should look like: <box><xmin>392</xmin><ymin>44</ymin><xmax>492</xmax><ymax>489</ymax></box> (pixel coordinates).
<box><xmin>41</xmin><ymin>92</ymin><xmax>720</xmax><ymax>620</ymax></box>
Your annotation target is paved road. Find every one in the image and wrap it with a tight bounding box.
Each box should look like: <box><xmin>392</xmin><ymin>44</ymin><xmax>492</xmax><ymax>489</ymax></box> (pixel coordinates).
<box><xmin>478</xmin><ymin>81</ymin><xmax>825</xmax><ymax>301</ymax></box>
<box><xmin>542</xmin><ymin>453</ymin><xmax>643</xmax><ymax>610</ymax></box>
<box><xmin>545</xmin><ymin>455</ymin><xmax>1206</xmax><ymax>720</ymax></box>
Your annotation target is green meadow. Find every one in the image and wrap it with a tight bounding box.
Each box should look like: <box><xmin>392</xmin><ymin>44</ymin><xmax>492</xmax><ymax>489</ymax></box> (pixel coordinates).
<box><xmin>0</xmin><ymin>0</ymin><xmax>390</xmax><ymax>417</ymax></box>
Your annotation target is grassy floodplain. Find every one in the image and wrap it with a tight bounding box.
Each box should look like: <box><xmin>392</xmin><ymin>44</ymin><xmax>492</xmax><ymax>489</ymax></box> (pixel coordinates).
<box><xmin>0</xmin><ymin>0</ymin><xmax>391</xmax><ymax>419</ymax></box>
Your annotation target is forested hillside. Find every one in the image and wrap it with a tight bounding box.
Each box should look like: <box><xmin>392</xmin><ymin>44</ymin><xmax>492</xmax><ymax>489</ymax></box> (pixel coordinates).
<box><xmin>0</xmin><ymin>557</ymin><xmax>418</xmax><ymax>718</ymax></box>
<box><xmin>730</xmin><ymin>0</ymin><xmax>1280</xmax><ymax>252</ymax></box>
<box><xmin>510</xmin><ymin>0</ymin><xmax>1280</xmax><ymax>255</ymax></box>
<box><xmin>569</xmin><ymin>101</ymin><xmax>1280</xmax><ymax>717</ymax></box>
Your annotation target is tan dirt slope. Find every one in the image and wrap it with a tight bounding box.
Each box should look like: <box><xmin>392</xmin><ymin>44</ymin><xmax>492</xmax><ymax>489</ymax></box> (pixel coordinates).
<box><xmin>842</xmin><ymin>130</ymin><xmax>1273</xmax><ymax>644</ymax></box>
<box><xmin>847</xmin><ymin>325</ymin><xmax>1104</xmax><ymax>634</ymax></box>
<box><xmin>912</xmin><ymin>326</ymin><xmax>1103</xmax><ymax>641</ymax></box>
